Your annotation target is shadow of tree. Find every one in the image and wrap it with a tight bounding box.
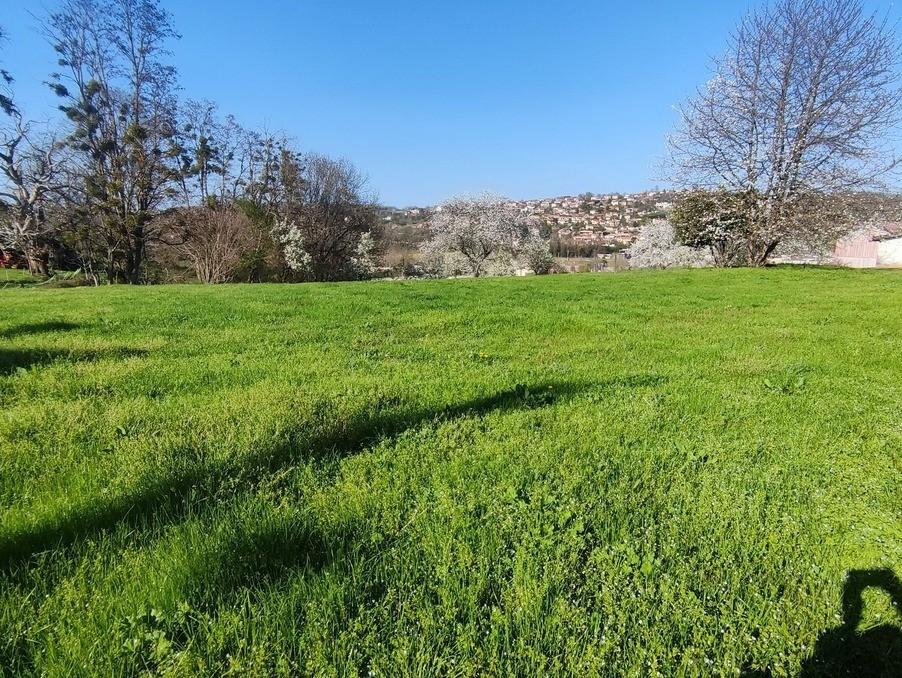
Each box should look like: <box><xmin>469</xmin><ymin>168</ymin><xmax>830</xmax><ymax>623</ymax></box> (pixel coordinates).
<box><xmin>178</xmin><ymin>376</ymin><xmax>675</xmax><ymax>603</ymax></box>
<box><xmin>187</xmin><ymin>512</ymin><xmax>342</xmax><ymax>599</ymax></box>
<box><xmin>0</xmin><ymin>372</ymin><xmax>675</xmax><ymax>673</ymax></box>
<box><xmin>799</xmin><ymin>569</ymin><xmax>902</xmax><ymax>677</ymax></box>
<box><xmin>0</xmin><ymin>320</ymin><xmax>82</xmax><ymax>339</ymax></box>
<box><xmin>0</xmin><ymin>347</ymin><xmax>146</xmax><ymax>375</ymax></box>
<box><xmin>0</xmin><ymin>378</ymin><xmax>606</xmax><ymax>570</ymax></box>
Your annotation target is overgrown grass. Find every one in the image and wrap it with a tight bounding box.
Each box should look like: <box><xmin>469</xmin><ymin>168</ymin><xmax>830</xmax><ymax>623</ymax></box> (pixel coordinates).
<box><xmin>0</xmin><ymin>268</ymin><xmax>900</xmax><ymax>676</ymax></box>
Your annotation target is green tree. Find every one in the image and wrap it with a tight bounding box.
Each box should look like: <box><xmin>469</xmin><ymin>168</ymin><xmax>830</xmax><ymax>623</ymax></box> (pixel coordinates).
<box><xmin>670</xmin><ymin>190</ymin><xmax>749</xmax><ymax>267</ymax></box>
<box><xmin>46</xmin><ymin>0</ymin><xmax>181</xmax><ymax>283</ymax></box>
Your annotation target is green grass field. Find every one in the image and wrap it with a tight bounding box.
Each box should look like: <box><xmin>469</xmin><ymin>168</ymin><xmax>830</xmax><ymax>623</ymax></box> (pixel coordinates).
<box><xmin>1</xmin><ymin>268</ymin><xmax>900</xmax><ymax>676</ymax></box>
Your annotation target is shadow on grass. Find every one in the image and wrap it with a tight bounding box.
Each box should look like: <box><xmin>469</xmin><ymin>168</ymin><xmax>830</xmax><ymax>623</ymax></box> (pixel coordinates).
<box><xmin>0</xmin><ymin>378</ymin><xmax>610</xmax><ymax>571</ymax></box>
<box><xmin>189</xmin><ymin>514</ymin><xmax>357</xmax><ymax>604</ymax></box>
<box><xmin>744</xmin><ymin>569</ymin><xmax>902</xmax><ymax>677</ymax></box>
<box><xmin>0</xmin><ymin>320</ymin><xmax>82</xmax><ymax>339</ymax></box>
<box><xmin>0</xmin><ymin>347</ymin><xmax>147</xmax><ymax>376</ymax></box>
<box><xmin>800</xmin><ymin>569</ymin><xmax>902</xmax><ymax>677</ymax></box>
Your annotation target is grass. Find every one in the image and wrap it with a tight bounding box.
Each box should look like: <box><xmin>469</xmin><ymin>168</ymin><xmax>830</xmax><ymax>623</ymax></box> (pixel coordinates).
<box><xmin>0</xmin><ymin>268</ymin><xmax>900</xmax><ymax>676</ymax></box>
<box><xmin>0</xmin><ymin>269</ymin><xmax>42</xmax><ymax>286</ymax></box>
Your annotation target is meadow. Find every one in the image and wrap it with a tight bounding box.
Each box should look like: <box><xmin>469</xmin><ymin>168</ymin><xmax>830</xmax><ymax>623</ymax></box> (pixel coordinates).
<box><xmin>0</xmin><ymin>268</ymin><xmax>900</xmax><ymax>676</ymax></box>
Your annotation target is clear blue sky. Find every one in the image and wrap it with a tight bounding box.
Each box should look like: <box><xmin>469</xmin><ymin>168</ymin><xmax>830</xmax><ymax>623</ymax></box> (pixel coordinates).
<box><xmin>2</xmin><ymin>1</ymin><xmax>899</xmax><ymax>206</ymax></box>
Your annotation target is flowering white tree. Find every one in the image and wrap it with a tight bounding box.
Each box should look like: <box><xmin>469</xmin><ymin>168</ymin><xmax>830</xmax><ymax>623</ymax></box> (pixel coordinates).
<box><xmin>422</xmin><ymin>192</ymin><xmax>525</xmax><ymax>277</ymax></box>
<box><xmin>666</xmin><ymin>0</ymin><xmax>902</xmax><ymax>265</ymax></box>
<box><xmin>670</xmin><ymin>189</ymin><xmax>749</xmax><ymax>267</ymax></box>
<box><xmin>521</xmin><ymin>235</ymin><xmax>555</xmax><ymax>274</ymax></box>
<box><xmin>272</xmin><ymin>218</ymin><xmax>312</xmax><ymax>275</ymax></box>
<box><xmin>350</xmin><ymin>231</ymin><xmax>378</xmax><ymax>279</ymax></box>
<box><xmin>627</xmin><ymin>220</ymin><xmax>710</xmax><ymax>269</ymax></box>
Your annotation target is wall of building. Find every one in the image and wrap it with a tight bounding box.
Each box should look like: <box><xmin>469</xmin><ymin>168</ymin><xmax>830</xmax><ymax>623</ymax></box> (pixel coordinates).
<box><xmin>877</xmin><ymin>238</ymin><xmax>902</xmax><ymax>266</ymax></box>
<box><xmin>835</xmin><ymin>236</ymin><xmax>878</xmax><ymax>267</ymax></box>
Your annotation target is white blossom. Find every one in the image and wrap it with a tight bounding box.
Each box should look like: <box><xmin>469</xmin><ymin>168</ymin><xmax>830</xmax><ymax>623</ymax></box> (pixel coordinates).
<box><xmin>521</xmin><ymin>235</ymin><xmax>556</xmax><ymax>274</ymax></box>
<box><xmin>350</xmin><ymin>231</ymin><xmax>377</xmax><ymax>278</ymax></box>
<box><xmin>422</xmin><ymin>192</ymin><xmax>525</xmax><ymax>278</ymax></box>
<box><xmin>272</xmin><ymin>218</ymin><xmax>312</xmax><ymax>274</ymax></box>
<box><xmin>627</xmin><ymin>220</ymin><xmax>710</xmax><ymax>269</ymax></box>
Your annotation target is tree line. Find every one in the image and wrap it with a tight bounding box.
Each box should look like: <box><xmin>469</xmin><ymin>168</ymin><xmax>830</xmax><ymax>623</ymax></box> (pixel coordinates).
<box><xmin>4</xmin><ymin>0</ymin><xmax>901</xmax><ymax>281</ymax></box>
<box><xmin>0</xmin><ymin>0</ymin><xmax>379</xmax><ymax>284</ymax></box>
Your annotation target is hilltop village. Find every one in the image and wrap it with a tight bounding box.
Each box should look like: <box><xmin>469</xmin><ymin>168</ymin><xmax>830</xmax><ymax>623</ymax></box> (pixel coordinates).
<box><xmin>381</xmin><ymin>190</ymin><xmax>680</xmax><ymax>256</ymax></box>
<box><xmin>509</xmin><ymin>191</ymin><xmax>677</xmax><ymax>249</ymax></box>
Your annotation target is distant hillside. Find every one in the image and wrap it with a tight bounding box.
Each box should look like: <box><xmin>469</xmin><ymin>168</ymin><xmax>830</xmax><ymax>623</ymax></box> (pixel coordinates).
<box><xmin>378</xmin><ymin>191</ymin><xmax>682</xmax><ymax>259</ymax></box>
<box><xmin>378</xmin><ymin>189</ymin><xmax>902</xmax><ymax>267</ymax></box>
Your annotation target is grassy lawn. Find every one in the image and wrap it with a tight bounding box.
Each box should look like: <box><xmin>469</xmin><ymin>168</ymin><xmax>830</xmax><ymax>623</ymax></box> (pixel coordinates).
<box><xmin>0</xmin><ymin>268</ymin><xmax>900</xmax><ymax>676</ymax></box>
<box><xmin>0</xmin><ymin>269</ymin><xmax>41</xmax><ymax>285</ymax></box>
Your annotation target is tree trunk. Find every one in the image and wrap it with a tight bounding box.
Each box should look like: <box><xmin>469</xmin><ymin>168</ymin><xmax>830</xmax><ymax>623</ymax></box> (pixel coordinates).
<box><xmin>128</xmin><ymin>222</ymin><xmax>146</xmax><ymax>284</ymax></box>
<box><xmin>747</xmin><ymin>239</ymin><xmax>779</xmax><ymax>266</ymax></box>
<box><xmin>23</xmin><ymin>244</ymin><xmax>49</xmax><ymax>277</ymax></box>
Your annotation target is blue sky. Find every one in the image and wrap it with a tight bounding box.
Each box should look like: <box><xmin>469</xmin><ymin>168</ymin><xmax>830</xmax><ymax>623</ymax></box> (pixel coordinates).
<box><xmin>2</xmin><ymin>1</ymin><xmax>899</xmax><ymax>206</ymax></box>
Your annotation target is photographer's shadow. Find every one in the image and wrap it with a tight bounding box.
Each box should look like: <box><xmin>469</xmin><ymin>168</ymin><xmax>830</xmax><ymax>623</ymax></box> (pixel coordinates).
<box><xmin>799</xmin><ymin>568</ymin><xmax>902</xmax><ymax>677</ymax></box>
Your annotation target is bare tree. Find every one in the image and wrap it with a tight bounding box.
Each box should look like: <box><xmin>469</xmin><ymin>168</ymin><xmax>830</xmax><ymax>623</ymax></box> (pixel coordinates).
<box><xmin>0</xmin><ymin>114</ymin><xmax>68</xmax><ymax>276</ymax></box>
<box><xmin>0</xmin><ymin>26</ymin><xmax>14</xmax><ymax>117</ymax></box>
<box><xmin>237</xmin><ymin>130</ymin><xmax>304</xmax><ymax>219</ymax></box>
<box><xmin>176</xmin><ymin>99</ymin><xmax>222</xmax><ymax>207</ymax></box>
<box><xmin>423</xmin><ymin>192</ymin><xmax>524</xmax><ymax>277</ymax></box>
<box><xmin>280</xmin><ymin>153</ymin><xmax>379</xmax><ymax>281</ymax></box>
<box><xmin>666</xmin><ymin>0</ymin><xmax>902</xmax><ymax>265</ymax></box>
<box><xmin>0</xmin><ymin>31</ymin><xmax>68</xmax><ymax>277</ymax></box>
<box><xmin>174</xmin><ymin>101</ymin><xmax>263</xmax><ymax>208</ymax></box>
<box><xmin>177</xmin><ymin>205</ymin><xmax>255</xmax><ymax>283</ymax></box>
